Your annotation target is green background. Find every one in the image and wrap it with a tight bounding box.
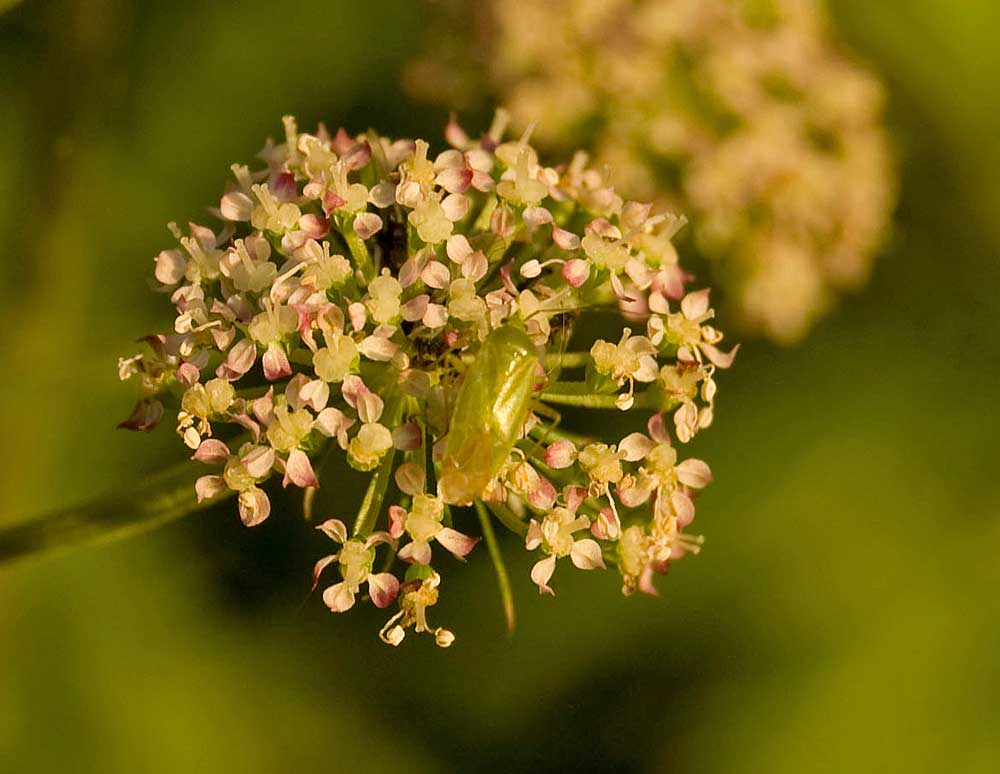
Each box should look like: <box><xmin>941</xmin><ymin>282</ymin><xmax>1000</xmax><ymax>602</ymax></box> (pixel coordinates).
<box><xmin>1</xmin><ymin>1</ymin><xmax>998</xmax><ymax>771</ymax></box>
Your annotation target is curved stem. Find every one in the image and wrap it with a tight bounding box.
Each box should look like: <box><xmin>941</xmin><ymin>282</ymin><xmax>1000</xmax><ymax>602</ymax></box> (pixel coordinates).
<box><xmin>0</xmin><ymin>462</ymin><xmax>233</xmax><ymax>568</ymax></box>
<box><xmin>475</xmin><ymin>501</ymin><xmax>516</xmax><ymax>635</ymax></box>
<box><xmin>486</xmin><ymin>501</ymin><xmax>528</xmax><ymax>538</ymax></box>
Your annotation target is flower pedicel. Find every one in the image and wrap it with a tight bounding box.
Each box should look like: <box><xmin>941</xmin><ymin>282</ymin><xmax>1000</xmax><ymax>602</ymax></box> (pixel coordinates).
<box><xmin>119</xmin><ymin>113</ymin><xmax>737</xmax><ymax>647</ymax></box>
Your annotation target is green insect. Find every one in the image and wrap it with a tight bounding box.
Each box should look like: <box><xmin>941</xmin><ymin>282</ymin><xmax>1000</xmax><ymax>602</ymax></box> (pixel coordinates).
<box><xmin>438</xmin><ymin>325</ymin><xmax>539</xmax><ymax>505</ymax></box>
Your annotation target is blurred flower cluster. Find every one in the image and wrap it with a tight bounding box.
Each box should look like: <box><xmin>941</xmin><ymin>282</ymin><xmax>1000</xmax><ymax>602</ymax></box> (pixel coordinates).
<box><xmin>119</xmin><ymin>113</ymin><xmax>736</xmax><ymax>646</ymax></box>
<box><xmin>407</xmin><ymin>0</ymin><xmax>895</xmax><ymax>343</ymax></box>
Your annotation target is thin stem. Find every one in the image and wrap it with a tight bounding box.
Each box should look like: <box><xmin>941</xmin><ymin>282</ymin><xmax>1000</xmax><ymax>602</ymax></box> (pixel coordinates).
<box><xmin>474</xmin><ymin>501</ymin><xmax>516</xmax><ymax>635</ymax></box>
<box><xmin>351</xmin><ymin>397</ymin><xmax>404</xmax><ymax>538</ymax></box>
<box><xmin>343</xmin><ymin>228</ymin><xmax>376</xmax><ymax>286</ymax></box>
<box><xmin>542</xmin><ymin>351</ymin><xmax>591</xmax><ymax>369</ymax></box>
<box><xmin>486</xmin><ymin>501</ymin><xmax>528</xmax><ymax>538</ymax></box>
<box><xmin>0</xmin><ymin>462</ymin><xmax>233</xmax><ymax>568</ymax></box>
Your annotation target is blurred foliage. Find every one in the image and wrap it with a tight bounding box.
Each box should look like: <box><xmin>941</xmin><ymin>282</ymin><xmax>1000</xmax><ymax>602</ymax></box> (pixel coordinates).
<box><xmin>1</xmin><ymin>1</ymin><xmax>998</xmax><ymax>772</ymax></box>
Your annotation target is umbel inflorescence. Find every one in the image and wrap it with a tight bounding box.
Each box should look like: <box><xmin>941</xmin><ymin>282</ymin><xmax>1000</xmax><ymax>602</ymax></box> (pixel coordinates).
<box><xmin>407</xmin><ymin>0</ymin><xmax>895</xmax><ymax>343</ymax></box>
<box><xmin>119</xmin><ymin>113</ymin><xmax>737</xmax><ymax>647</ymax></box>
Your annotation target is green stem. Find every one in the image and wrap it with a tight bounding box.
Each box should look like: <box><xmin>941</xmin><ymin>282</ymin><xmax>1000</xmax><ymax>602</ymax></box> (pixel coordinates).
<box><xmin>343</xmin><ymin>228</ymin><xmax>376</xmax><ymax>286</ymax></box>
<box><xmin>475</xmin><ymin>501</ymin><xmax>516</xmax><ymax>634</ymax></box>
<box><xmin>486</xmin><ymin>501</ymin><xmax>528</xmax><ymax>538</ymax></box>
<box><xmin>351</xmin><ymin>448</ymin><xmax>397</xmax><ymax>538</ymax></box>
<box><xmin>351</xmin><ymin>397</ymin><xmax>404</xmax><ymax>538</ymax></box>
<box><xmin>538</xmin><ymin>390</ymin><xmax>631</xmax><ymax>409</ymax></box>
<box><xmin>542</xmin><ymin>352</ymin><xmax>591</xmax><ymax>369</ymax></box>
<box><xmin>0</xmin><ymin>462</ymin><xmax>233</xmax><ymax>568</ymax></box>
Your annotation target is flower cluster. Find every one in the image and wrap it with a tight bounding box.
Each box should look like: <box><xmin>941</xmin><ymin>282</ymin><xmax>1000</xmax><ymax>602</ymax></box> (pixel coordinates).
<box><xmin>119</xmin><ymin>114</ymin><xmax>736</xmax><ymax>646</ymax></box>
<box><xmin>407</xmin><ymin>0</ymin><xmax>896</xmax><ymax>343</ymax></box>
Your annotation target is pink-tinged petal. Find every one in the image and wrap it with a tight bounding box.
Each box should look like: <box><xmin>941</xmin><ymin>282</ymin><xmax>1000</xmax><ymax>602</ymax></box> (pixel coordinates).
<box><xmin>701</xmin><ymin>342</ymin><xmax>739</xmax><ymax>369</ymax></box>
<box><xmin>394</xmin><ymin>462</ymin><xmax>426</xmax><ymax>497</ymax></box>
<box><xmin>210</xmin><ymin>326</ymin><xmax>237</xmax><ymax>351</ymax></box>
<box><xmin>175</xmin><ymin>361</ymin><xmax>200</xmax><ymax>387</ymax></box>
<box><xmin>238</xmin><ymin>487</ymin><xmax>271</xmax><ymax>527</ymax></box>
<box><xmin>441</xmin><ymin>193</ymin><xmax>470</xmax><ymax>222</ymax></box>
<box><xmin>523</xmin><ymin>206</ymin><xmax>553</xmax><ymax>228</ymax></box>
<box><xmin>445</xmin><ymin>113</ymin><xmax>469</xmax><ymax>147</ymax></box>
<box><xmin>271</xmin><ymin>172</ymin><xmax>297</xmax><ymax>201</ymax></box>
<box><xmin>446</xmin><ymin>234</ymin><xmax>473</xmax><ymax>263</ymax></box>
<box><xmin>619</xmin><ymin>288</ymin><xmax>649</xmax><ymax>323</ymax></box>
<box><xmin>347</xmin><ymin>302</ymin><xmax>367</xmax><ymax>331</ymax></box>
<box><xmin>229</xmin><ymin>412</ymin><xmax>261</xmax><ymax>442</ymax></box>
<box><xmin>283</xmin><ymin>449</ymin><xmax>319</xmax><ymax>488</ymax></box>
<box><xmin>343</xmin><ymin>141</ymin><xmax>372</xmax><ymax>171</ymax></box>
<box><xmin>676</xmin><ymin>458</ymin><xmax>712</xmax><ymax>489</ymax></box>
<box><xmin>262</xmin><ymin>342</ymin><xmax>291</xmax><ymax>381</ymax></box>
<box><xmin>436</xmin><ymin>527</ymin><xmax>480</xmax><ymax>559</ymax></box>
<box><xmin>154</xmin><ymin>249</ymin><xmax>186</xmax><ymax>285</ymax></box>
<box><xmin>625</xmin><ymin>258</ymin><xmax>652</xmax><ymax>289</ymax></box>
<box><xmin>192</xmin><ymin>439</ymin><xmax>230</xmax><ymax>465</ymax></box>
<box><xmin>436</xmin><ymin>167</ymin><xmax>473</xmax><ymax>194</ymax></box>
<box><xmin>681</xmin><ymin>289</ymin><xmax>711</xmax><ymax>320</ymax></box>
<box><xmin>323</xmin><ymin>582</ymin><xmax>356</xmax><ymax>612</ymax></box>
<box><xmin>544</xmin><ymin>440</ymin><xmax>578</xmax><ymax>469</ymax></box>
<box><xmin>671</xmin><ymin>491</ymin><xmax>696</xmax><ymax>527</ymax></box>
<box><xmin>637</xmin><ymin>566</ymin><xmax>659</xmax><ymax>596</ymax></box>
<box><xmin>391</xmin><ymin>422</ymin><xmax>422</xmax><ymax>451</ymax></box>
<box><xmin>647</xmin><ymin>412</ymin><xmax>671</xmax><ymax>445</ymax></box>
<box><xmin>240</xmin><ymin>446</ymin><xmax>274</xmax><ymax>478</ymax></box>
<box><xmin>561</xmin><ymin>258</ymin><xmax>590</xmax><ymax>287</ymax></box>
<box><xmin>365</xmin><ymin>530</ymin><xmax>397</xmax><ymax>550</ymax></box>
<box><xmin>529</xmin><ymin>477</ymin><xmax>557</xmax><ymax>511</ymax></box>
<box><xmin>358</xmin><ymin>334</ymin><xmax>398</xmax><ymax>362</ymax></box>
<box><xmin>117</xmin><ymin>398</ymin><xmax>164</xmax><ymax>432</ymax></box>
<box><xmin>311</xmin><ymin>554</ymin><xmax>338</xmax><ymax>590</ymax></box>
<box><xmin>571</xmin><ymin>538</ymin><xmax>606</xmax><ymax>570</ymax></box>
<box><xmin>617</xmin><ymin>480</ymin><xmax>653</xmax><ymax>509</ymax></box>
<box><xmin>398</xmin><ymin>540</ymin><xmax>433</xmax><ymax>565</ymax></box>
<box><xmin>422</xmin><ymin>260</ymin><xmax>451</xmax><ymax>289</ymax></box>
<box><xmin>648</xmin><ymin>291</ymin><xmax>670</xmax><ymax>315</ymax></box>
<box><xmin>316</xmin><ymin>518</ymin><xmax>348</xmax><ymax>543</ymax></box>
<box><xmin>220</xmin><ymin>191</ymin><xmax>254</xmax><ymax>222</ymax></box>
<box><xmin>340</xmin><ymin>374</ymin><xmax>366</xmax><ymax>409</ymax></box>
<box><xmin>299</xmin><ymin>213</ymin><xmax>330</xmax><ymax>239</ymax></box>
<box><xmin>461</xmin><ymin>251</ymin><xmax>488</xmax><ymax>282</ymax></box>
<box><xmin>622</xmin><ymin>201</ymin><xmax>653</xmax><ymax>231</ymax></box>
<box><xmin>315</xmin><ymin>408</ymin><xmax>354</xmax><ymax>445</ymax></box>
<box><xmin>284</xmin><ymin>373</ymin><xmax>310</xmax><ymax>410</ymax></box>
<box><xmin>530</xmin><ymin>555</ymin><xmax>557</xmax><ymax>595</ymax></box>
<box><xmin>423</xmin><ymin>303</ymin><xmax>448</xmax><ymax>330</ymax></box>
<box><xmin>401</xmin><ymin>294</ymin><xmax>429</xmax><ymax>321</ymax></box>
<box><xmin>353</xmin><ymin>212</ymin><xmax>383</xmax><ymax>240</ymax></box>
<box><xmin>299</xmin><ymin>379</ymin><xmax>330</xmax><ymax>411</ymax></box>
<box><xmin>618</xmin><ymin>432</ymin><xmax>654</xmax><ymax>462</ymax></box>
<box><xmin>367</xmin><ymin>573</ymin><xmax>399</xmax><ymax>608</ymax></box>
<box><xmin>610</xmin><ymin>272</ymin><xmax>634</xmax><ymax>302</ymax></box>
<box><xmin>564</xmin><ymin>486</ymin><xmax>587</xmax><ymax>512</ymax></box>
<box><xmin>525</xmin><ymin>519</ymin><xmax>543</xmax><ymax>551</ymax></box>
<box><xmin>195</xmin><ymin>475</ymin><xmax>227</xmax><ymax>502</ymax></box>
<box><xmin>552</xmin><ymin>225</ymin><xmax>580</xmax><ymax>250</ymax></box>
<box><xmin>252</xmin><ymin>387</ymin><xmax>275</xmax><ymax>424</ymax></box>
<box><xmin>591</xmin><ymin>508</ymin><xmax>622</xmax><ymax>541</ymax></box>
<box><xmin>368</xmin><ymin>182</ymin><xmax>395</xmax><ymax>209</ymax></box>
<box><xmin>222</xmin><ymin>339</ymin><xmax>256</xmax><ymax>378</ymax></box>
<box><xmin>491</xmin><ymin>204</ymin><xmax>515</xmax><ymax>237</ymax></box>
<box><xmin>322</xmin><ymin>191</ymin><xmax>346</xmax><ymax>215</ymax></box>
<box><xmin>387</xmin><ymin>505</ymin><xmax>407</xmax><ymax>539</ymax></box>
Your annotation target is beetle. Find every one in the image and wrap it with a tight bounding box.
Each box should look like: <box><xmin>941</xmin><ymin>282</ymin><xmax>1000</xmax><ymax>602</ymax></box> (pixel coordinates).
<box><xmin>438</xmin><ymin>325</ymin><xmax>539</xmax><ymax>505</ymax></box>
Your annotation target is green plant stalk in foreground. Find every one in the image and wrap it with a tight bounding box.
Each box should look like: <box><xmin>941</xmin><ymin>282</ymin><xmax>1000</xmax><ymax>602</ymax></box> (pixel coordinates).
<box><xmin>0</xmin><ymin>464</ymin><xmax>232</xmax><ymax>567</ymax></box>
